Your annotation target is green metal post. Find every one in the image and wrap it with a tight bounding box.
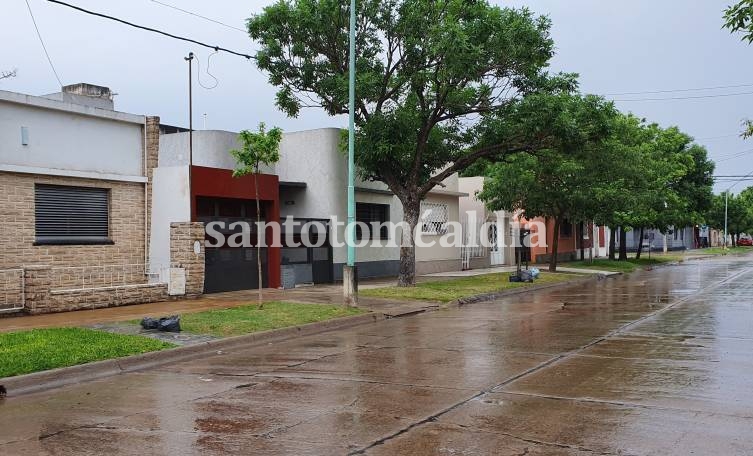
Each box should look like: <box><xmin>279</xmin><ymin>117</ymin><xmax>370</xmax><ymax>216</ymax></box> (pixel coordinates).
<box><xmin>347</xmin><ymin>0</ymin><xmax>356</xmax><ymax>267</ymax></box>
<box><xmin>343</xmin><ymin>0</ymin><xmax>358</xmax><ymax>306</ymax></box>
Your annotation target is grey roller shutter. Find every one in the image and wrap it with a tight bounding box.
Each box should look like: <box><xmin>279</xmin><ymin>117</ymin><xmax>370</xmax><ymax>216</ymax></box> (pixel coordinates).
<box><xmin>35</xmin><ymin>184</ymin><xmax>111</xmax><ymax>244</ymax></box>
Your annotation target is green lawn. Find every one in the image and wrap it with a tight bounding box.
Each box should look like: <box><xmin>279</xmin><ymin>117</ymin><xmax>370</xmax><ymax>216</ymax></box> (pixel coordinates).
<box><xmin>360</xmin><ymin>272</ymin><xmax>581</xmax><ymax>303</ymax></box>
<box><xmin>179</xmin><ymin>301</ymin><xmax>364</xmax><ymax>337</ymax></box>
<box><xmin>0</xmin><ymin>328</ymin><xmax>175</xmax><ymax>378</ymax></box>
<box><xmin>565</xmin><ymin>256</ymin><xmax>681</xmax><ymax>273</ymax></box>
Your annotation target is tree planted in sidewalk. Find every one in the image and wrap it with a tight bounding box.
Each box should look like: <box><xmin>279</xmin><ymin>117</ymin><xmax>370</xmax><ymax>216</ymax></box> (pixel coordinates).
<box><xmin>476</xmin><ymin>93</ymin><xmax>617</xmax><ymax>272</ymax></box>
<box><xmin>248</xmin><ymin>0</ymin><xmax>580</xmax><ymax>286</ymax></box>
<box><xmin>231</xmin><ymin>123</ymin><xmax>283</xmax><ymax>309</ymax></box>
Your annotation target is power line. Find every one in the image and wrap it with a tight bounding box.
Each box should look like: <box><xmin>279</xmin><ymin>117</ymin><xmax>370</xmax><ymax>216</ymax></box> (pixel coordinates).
<box><xmin>714</xmin><ymin>148</ymin><xmax>753</xmax><ymax>163</ymax></box>
<box><xmin>150</xmin><ymin>0</ymin><xmax>247</xmax><ymax>34</ymax></box>
<box><xmin>47</xmin><ymin>0</ymin><xmax>254</xmax><ymax>60</ymax></box>
<box><xmin>695</xmin><ymin>133</ymin><xmax>741</xmax><ymax>141</ymax></box>
<box><xmin>25</xmin><ymin>0</ymin><xmax>63</xmax><ymax>87</ymax></box>
<box><xmin>604</xmin><ymin>82</ymin><xmax>753</xmax><ymax>96</ymax></box>
<box><xmin>614</xmin><ymin>90</ymin><xmax>753</xmax><ymax>102</ymax></box>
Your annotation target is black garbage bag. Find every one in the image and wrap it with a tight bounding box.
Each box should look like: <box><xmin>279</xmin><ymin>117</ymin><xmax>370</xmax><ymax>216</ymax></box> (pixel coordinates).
<box><xmin>140</xmin><ymin>317</ymin><xmax>160</xmax><ymax>330</ymax></box>
<box><xmin>158</xmin><ymin>315</ymin><xmax>181</xmax><ymax>333</ymax></box>
<box><xmin>140</xmin><ymin>315</ymin><xmax>181</xmax><ymax>332</ymax></box>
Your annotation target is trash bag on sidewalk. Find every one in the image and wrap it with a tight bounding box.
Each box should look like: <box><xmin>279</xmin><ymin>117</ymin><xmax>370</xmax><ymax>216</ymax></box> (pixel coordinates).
<box><xmin>140</xmin><ymin>317</ymin><xmax>160</xmax><ymax>330</ymax></box>
<box><xmin>158</xmin><ymin>315</ymin><xmax>181</xmax><ymax>333</ymax></box>
<box><xmin>140</xmin><ymin>315</ymin><xmax>181</xmax><ymax>332</ymax></box>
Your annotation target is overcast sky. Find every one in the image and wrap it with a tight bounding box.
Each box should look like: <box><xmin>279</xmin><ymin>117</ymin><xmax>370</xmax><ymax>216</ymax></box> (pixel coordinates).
<box><xmin>3</xmin><ymin>0</ymin><xmax>753</xmax><ymax>193</ymax></box>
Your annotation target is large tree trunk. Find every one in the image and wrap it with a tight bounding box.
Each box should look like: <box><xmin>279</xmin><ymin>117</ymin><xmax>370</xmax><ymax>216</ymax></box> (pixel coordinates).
<box><xmin>254</xmin><ymin>172</ymin><xmax>263</xmax><ymax>310</ymax></box>
<box><xmin>635</xmin><ymin>227</ymin><xmax>645</xmax><ymax>260</ymax></box>
<box><xmin>619</xmin><ymin>227</ymin><xmax>628</xmax><ymax>261</ymax></box>
<box><xmin>549</xmin><ymin>216</ymin><xmax>561</xmax><ymax>272</ymax></box>
<box><xmin>579</xmin><ymin>221</ymin><xmax>585</xmax><ymax>261</ymax></box>
<box><xmin>609</xmin><ymin>227</ymin><xmax>617</xmax><ymax>260</ymax></box>
<box><xmin>398</xmin><ymin>202</ymin><xmax>420</xmax><ymax>287</ymax></box>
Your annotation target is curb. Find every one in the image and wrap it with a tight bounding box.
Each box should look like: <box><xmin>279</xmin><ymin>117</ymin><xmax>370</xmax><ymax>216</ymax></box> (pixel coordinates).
<box><xmin>447</xmin><ymin>274</ymin><xmax>607</xmax><ymax>308</ymax></box>
<box><xmin>0</xmin><ymin>312</ymin><xmax>384</xmax><ymax>397</ymax></box>
<box><xmin>0</xmin><ymin>273</ymin><xmax>619</xmax><ymax>397</ymax></box>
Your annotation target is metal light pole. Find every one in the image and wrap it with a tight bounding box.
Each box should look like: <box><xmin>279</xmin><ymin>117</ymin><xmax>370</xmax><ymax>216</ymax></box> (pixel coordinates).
<box><xmin>185</xmin><ymin>52</ymin><xmax>194</xmax><ymax>221</ymax></box>
<box><xmin>343</xmin><ymin>0</ymin><xmax>358</xmax><ymax>306</ymax></box>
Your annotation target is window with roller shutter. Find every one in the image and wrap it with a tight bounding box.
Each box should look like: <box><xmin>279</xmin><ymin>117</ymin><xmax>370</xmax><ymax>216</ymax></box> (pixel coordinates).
<box><xmin>34</xmin><ymin>184</ymin><xmax>111</xmax><ymax>245</ymax></box>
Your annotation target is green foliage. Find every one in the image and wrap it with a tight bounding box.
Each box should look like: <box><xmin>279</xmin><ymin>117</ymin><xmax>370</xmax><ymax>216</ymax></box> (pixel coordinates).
<box><xmin>476</xmin><ymin>93</ymin><xmax>618</xmax><ymax>269</ymax></box>
<box><xmin>0</xmin><ymin>328</ymin><xmax>174</xmax><ymax>378</ymax></box>
<box><xmin>724</xmin><ymin>0</ymin><xmax>753</xmax><ymax>43</ymax></box>
<box><xmin>248</xmin><ymin>0</ymin><xmax>583</xmax><ymax>284</ymax></box>
<box><xmin>230</xmin><ymin>123</ymin><xmax>283</xmax><ymax>176</ymax></box>
<box><xmin>706</xmin><ymin>190</ymin><xmax>753</xmax><ymax>239</ymax></box>
<box><xmin>179</xmin><ymin>301</ymin><xmax>363</xmax><ymax>337</ymax></box>
<box><xmin>248</xmin><ymin>0</ymin><xmax>567</xmax><ymax>195</ymax></box>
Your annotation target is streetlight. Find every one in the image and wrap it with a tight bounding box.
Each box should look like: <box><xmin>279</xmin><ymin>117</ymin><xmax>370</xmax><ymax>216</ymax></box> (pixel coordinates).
<box><xmin>343</xmin><ymin>0</ymin><xmax>358</xmax><ymax>306</ymax></box>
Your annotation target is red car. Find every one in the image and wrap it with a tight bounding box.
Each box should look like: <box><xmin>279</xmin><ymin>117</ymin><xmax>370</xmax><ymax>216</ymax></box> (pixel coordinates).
<box><xmin>738</xmin><ymin>237</ymin><xmax>753</xmax><ymax>246</ymax></box>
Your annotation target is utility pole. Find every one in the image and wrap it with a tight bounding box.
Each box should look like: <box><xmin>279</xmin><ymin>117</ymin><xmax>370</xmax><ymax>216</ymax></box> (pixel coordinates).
<box><xmin>185</xmin><ymin>52</ymin><xmax>194</xmax><ymax>221</ymax></box>
<box><xmin>724</xmin><ymin>191</ymin><xmax>729</xmax><ymax>249</ymax></box>
<box><xmin>342</xmin><ymin>0</ymin><xmax>358</xmax><ymax>307</ymax></box>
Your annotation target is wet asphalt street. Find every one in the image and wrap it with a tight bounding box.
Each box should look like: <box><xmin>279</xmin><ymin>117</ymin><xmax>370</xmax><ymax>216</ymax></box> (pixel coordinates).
<box><xmin>2</xmin><ymin>256</ymin><xmax>753</xmax><ymax>455</ymax></box>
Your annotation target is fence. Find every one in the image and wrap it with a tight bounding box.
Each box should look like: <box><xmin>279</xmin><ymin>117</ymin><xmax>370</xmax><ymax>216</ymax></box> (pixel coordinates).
<box><xmin>461</xmin><ymin>215</ymin><xmax>489</xmax><ymax>270</ymax></box>
<box><xmin>0</xmin><ymin>269</ymin><xmax>24</xmax><ymax>312</ymax></box>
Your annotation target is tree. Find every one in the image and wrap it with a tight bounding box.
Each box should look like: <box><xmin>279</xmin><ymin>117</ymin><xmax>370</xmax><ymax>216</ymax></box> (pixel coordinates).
<box><xmin>723</xmin><ymin>1</ymin><xmax>753</xmax><ymax>137</ymax></box>
<box><xmin>231</xmin><ymin>123</ymin><xmax>283</xmax><ymax>309</ymax></box>
<box><xmin>476</xmin><ymin>94</ymin><xmax>617</xmax><ymax>272</ymax></box>
<box><xmin>706</xmin><ymin>191</ymin><xmax>753</xmax><ymax>246</ymax></box>
<box><xmin>591</xmin><ymin>117</ymin><xmax>713</xmax><ymax>260</ymax></box>
<box><xmin>248</xmin><ymin>0</ymin><xmax>578</xmax><ymax>286</ymax></box>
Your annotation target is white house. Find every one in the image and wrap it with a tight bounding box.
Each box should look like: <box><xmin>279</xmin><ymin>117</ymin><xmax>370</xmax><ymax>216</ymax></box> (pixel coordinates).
<box><xmin>152</xmin><ymin>127</ymin><xmax>466</xmax><ymax>291</ymax></box>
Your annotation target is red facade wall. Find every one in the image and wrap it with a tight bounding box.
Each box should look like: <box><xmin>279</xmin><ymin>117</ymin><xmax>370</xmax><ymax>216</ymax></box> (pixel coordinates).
<box><xmin>191</xmin><ymin>166</ymin><xmax>281</xmax><ymax>288</ymax></box>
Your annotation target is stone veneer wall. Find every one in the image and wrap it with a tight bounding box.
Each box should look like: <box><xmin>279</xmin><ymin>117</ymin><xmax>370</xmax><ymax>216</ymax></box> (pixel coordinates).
<box><xmin>20</xmin><ymin>223</ymin><xmax>205</xmax><ymax>314</ymax></box>
<box><xmin>0</xmin><ymin>172</ymin><xmax>147</xmax><ymax>279</ymax></box>
<box><xmin>170</xmin><ymin>222</ymin><xmax>205</xmax><ymax>298</ymax></box>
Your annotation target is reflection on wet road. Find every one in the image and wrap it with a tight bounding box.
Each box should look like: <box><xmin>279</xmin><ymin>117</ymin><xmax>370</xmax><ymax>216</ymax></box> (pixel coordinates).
<box><xmin>2</xmin><ymin>257</ymin><xmax>753</xmax><ymax>455</ymax></box>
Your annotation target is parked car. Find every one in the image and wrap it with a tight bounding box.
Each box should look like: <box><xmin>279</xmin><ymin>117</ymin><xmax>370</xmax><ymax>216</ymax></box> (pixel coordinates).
<box><xmin>738</xmin><ymin>237</ymin><xmax>753</xmax><ymax>246</ymax></box>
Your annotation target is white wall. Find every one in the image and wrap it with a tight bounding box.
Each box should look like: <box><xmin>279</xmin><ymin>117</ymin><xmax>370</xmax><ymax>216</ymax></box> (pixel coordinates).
<box><xmin>159</xmin><ymin>130</ymin><xmax>275</xmax><ymax>174</ymax></box>
<box><xmin>148</xmin><ymin>166</ymin><xmax>191</xmax><ymax>271</ymax></box>
<box><xmin>157</xmin><ymin>127</ymin><xmax>464</xmax><ymax>269</ymax></box>
<box><xmin>0</xmin><ymin>99</ymin><xmax>144</xmax><ymax>178</ymax></box>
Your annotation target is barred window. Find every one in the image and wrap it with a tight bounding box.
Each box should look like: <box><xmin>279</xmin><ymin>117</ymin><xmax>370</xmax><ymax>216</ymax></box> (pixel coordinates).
<box><xmin>356</xmin><ymin>203</ymin><xmax>390</xmax><ymax>240</ymax></box>
<box><xmin>421</xmin><ymin>202</ymin><xmax>449</xmax><ymax>235</ymax></box>
<box><xmin>35</xmin><ymin>184</ymin><xmax>111</xmax><ymax>245</ymax></box>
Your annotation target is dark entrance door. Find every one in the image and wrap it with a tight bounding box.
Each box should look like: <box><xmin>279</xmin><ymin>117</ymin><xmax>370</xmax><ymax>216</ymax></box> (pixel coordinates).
<box><xmin>311</xmin><ymin>246</ymin><xmax>333</xmax><ymax>284</ymax></box>
<box><xmin>280</xmin><ymin>219</ymin><xmax>334</xmax><ymax>285</ymax></box>
<box><xmin>198</xmin><ymin>196</ymin><xmax>269</xmax><ymax>294</ymax></box>
<box><xmin>204</xmin><ymin>247</ymin><xmax>268</xmax><ymax>293</ymax></box>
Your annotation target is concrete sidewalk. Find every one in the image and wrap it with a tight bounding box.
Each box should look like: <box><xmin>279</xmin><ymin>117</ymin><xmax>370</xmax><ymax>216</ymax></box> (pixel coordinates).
<box><xmin>0</xmin><ymin>268</ymin><xmax>594</xmax><ymax>333</ymax></box>
<box><xmin>0</xmin><ymin>279</ymin><xmax>438</xmax><ymax>333</ymax></box>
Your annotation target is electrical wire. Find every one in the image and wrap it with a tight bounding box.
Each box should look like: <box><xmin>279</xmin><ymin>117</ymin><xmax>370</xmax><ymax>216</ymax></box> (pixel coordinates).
<box><xmin>695</xmin><ymin>133</ymin><xmax>741</xmax><ymax>141</ymax></box>
<box><xmin>614</xmin><ymin>90</ymin><xmax>753</xmax><ymax>102</ymax></box>
<box><xmin>150</xmin><ymin>0</ymin><xmax>247</xmax><ymax>34</ymax></box>
<box><xmin>194</xmin><ymin>50</ymin><xmax>219</xmax><ymax>90</ymax></box>
<box><xmin>604</xmin><ymin>82</ymin><xmax>753</xmax><ymax>96</ymax></box>
<box><xmin>46</xmin><ymin>0</ymin><xmax>254</xmax><ymax>60</ymax></box>
<box><xmin>713</xmin><ymin>148</ymin><xmax>753</xmax><ymax>163</ymax></box>
<box><xmin>25</xmin><ymin>0</ymin><xmax>63</xmax><ymax>86</ymax></box>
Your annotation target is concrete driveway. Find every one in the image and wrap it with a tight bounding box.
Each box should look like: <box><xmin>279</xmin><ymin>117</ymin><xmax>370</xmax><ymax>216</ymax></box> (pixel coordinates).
<box><xmin>2</xmin><ymin>256</ymin><xmax>753</xmax><ymax>455</ymax></box>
